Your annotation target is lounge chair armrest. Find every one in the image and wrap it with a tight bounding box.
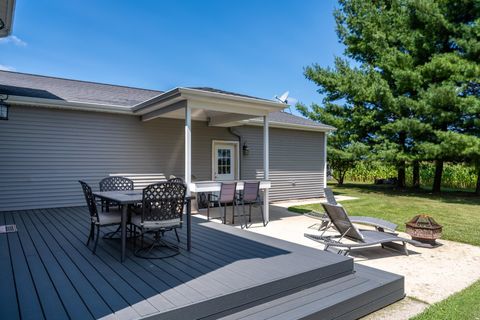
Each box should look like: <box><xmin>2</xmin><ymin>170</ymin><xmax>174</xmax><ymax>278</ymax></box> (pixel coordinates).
<box><xmin>349</xmin><ymin>216</ymin><xmax>397</xmax><ymax>231</ymax></box>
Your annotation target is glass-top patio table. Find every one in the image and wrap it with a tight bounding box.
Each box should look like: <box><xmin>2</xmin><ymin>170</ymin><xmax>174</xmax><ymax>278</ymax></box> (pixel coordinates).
<box><xmin>93</xmin><ymin>190</ymin><xmax>193</xmax><ymax>262</ymax></box>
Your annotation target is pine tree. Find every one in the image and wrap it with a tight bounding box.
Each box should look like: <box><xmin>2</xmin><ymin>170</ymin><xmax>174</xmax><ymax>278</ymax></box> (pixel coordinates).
<box><xmin>301</xmin><ymin>0</ymin><xmax>480</xmax><ymax>192</ymax></box>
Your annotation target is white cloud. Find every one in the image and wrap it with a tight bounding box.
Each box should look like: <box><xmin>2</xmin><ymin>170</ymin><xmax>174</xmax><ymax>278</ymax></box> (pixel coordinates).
<box><xmin>0</xmin><ymin>35</ymin><xmax>27</xmax><ymax>46</ymax></box>
<box><xmin>0</xmin><ymin>64</ymin><xmax>16</xmax><ymax>71</ymax></box>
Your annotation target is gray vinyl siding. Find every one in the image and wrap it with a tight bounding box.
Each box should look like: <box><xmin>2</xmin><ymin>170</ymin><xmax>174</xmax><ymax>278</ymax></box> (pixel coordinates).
<box><xmin>0</xmin><ymin>106</ymin><xmax>326</xmax><ymax>211</ymax></box>
<box><xmin>0</xmin><ymin>106</ymin><xmax>235</xmax><ymax>211</ymax></box>
<box><xmin>236</xmin><ymin>126</ymin><xmax>326</xmax><ymax>201</ymax></box>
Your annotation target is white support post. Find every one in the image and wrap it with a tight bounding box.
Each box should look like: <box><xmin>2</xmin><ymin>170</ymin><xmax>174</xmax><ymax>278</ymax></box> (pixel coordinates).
<box><xmin>185</xmin><ymin>104</ymin><xmax>192</xmax><ymax>196</ymax></box>
<box><xmin>263</xmin><ymin>115</ymin><xmax>269</xmax><ymax>223</ymax></box>
<box><xmin>323</xmin><ymin>133</ymin><xmax>327</xmax><ymax>189</ymax></box>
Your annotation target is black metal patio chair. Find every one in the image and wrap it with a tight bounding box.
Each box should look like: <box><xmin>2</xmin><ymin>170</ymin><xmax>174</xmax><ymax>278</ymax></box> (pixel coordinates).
<box><xmin>98</xmin><ymin>176</ymin><xmax>137</xmax><ymax>239</ymax></box>
<box><xmin>207</xmin><ymin>182</ymin><xmax>237</xmax><ymax>224</ymax></box>
<box><xmin>99</xmin><ymin>176</ymin><xmax>134</xmax><ymax>211</ymax></box>
<box><xmin>168</xmin><ymin>176</ymin><xmax>185</xmax><ymax>185</ymax></box>
<box><xmin>79</xmin><ymin>180</ymin><xmax>123</xmax><ymax>254</ymax></box>
<box><xmin>131</xmin><ymin>182</ymin><xmax>186</xmax><ymax>259</ymax></box>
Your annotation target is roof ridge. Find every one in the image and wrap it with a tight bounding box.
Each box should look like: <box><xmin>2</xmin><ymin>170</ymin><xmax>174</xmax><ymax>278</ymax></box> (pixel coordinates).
<box><xmin>0</xmin><ymin>70</ymin><xmax>163</xmax><ymax>93</ymax></box>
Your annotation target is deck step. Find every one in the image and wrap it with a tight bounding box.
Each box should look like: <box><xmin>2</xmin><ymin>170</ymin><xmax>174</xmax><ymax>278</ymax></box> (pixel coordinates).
<box><xmin>211</xmin><ymin>264</ymin><xmax>404</xmax><ymax>320</ymax></box>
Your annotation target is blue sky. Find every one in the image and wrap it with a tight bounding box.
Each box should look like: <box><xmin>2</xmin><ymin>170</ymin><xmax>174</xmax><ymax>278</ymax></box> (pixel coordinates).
<box><xmin>0</xmin><ymin>0</ymin><xmax>344</xmax><ymax>110</ymax></box>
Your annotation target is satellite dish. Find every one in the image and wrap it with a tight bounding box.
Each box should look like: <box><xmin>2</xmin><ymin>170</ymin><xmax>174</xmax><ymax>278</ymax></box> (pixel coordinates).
<box><xmin>275</xmin><ymin>91</ymin><xmax>289</xmax><ymax>103</ymax></box>
<box><xmin>275</xmin><ymin>91</ymin><xmax>298</xmax><ymax>113</ymax></box>
<box><xmin>275</xmin><ymin>91</ymin><xmax>298</xmax><ymax>105</ymax></box>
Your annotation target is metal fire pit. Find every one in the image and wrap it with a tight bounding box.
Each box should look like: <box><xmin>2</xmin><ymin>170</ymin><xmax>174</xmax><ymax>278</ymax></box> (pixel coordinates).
<box><xmin>406</xmin><ymin>215</ymin><xmax>442</xmax><ymax>246</ymax></box>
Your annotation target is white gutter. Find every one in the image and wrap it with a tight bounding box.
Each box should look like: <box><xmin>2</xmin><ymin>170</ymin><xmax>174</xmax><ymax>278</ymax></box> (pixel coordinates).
<box><xmin>6</xmin><ymin>95</ymin><xmax>133</xmax><ymax>114</ymax></box>
<box><xmin>244</xmin><ymin>118</ymin><xmax>336</xmax><ymax>132</ymax></box>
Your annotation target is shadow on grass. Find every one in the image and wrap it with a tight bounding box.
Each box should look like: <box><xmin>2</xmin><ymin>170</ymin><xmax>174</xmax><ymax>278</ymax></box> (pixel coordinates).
<box><xmin>332</xmin><ymin>183</ymin><xmax>480</xmax><ymax>206</ymax></box>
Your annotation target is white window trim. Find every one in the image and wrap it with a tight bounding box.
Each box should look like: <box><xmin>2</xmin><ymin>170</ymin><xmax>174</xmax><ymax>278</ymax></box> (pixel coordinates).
<box><xmin>211</xmin><ymin>140</ymin><xmax>240</xmax><ymax>181</ymax></box>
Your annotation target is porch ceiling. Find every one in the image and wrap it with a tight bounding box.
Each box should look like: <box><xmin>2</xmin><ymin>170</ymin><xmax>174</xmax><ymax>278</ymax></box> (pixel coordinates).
<box><xmin>132</xmin><ymin>87</ymin><xmax>285</xmax><ymax>126</ymax></box>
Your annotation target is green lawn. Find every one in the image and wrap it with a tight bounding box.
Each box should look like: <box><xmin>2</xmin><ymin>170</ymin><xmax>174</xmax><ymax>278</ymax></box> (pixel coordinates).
<box><xmin>411</xmin><ymin>280</ymin><xmax>480</xmax><ymax>320</ymax></box>
<box><xmin>289</xmin><ymin>183</ymin><xmax>480</xmax><ymax>319</ymax></box>
<box><xmin>288</xmin><ymin>183</ymin><xmax>480</xmax><ymax>246</ymax></box>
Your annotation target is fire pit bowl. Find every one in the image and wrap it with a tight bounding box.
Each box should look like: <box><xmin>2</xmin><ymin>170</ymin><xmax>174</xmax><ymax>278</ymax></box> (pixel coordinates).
<box><xmin>406</xmin><ymin>215</ymin><xmax>442</xmax><ymax>246</ymax></box>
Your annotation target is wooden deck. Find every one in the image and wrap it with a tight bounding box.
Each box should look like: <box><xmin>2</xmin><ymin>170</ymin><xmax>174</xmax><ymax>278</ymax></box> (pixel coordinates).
<box><xmin>0</xmin><ymin>207</ymin><xmax>404</xmax><ymax>320</ymax></box>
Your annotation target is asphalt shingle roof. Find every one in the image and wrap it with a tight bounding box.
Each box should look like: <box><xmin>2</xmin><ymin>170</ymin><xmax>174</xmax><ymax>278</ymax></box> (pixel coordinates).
<box><xmin>0</xmin><ymin>70</ymin><xmax>332</xmax><ymax>130</ymax></box>
<box><xmin>0</xmin><ymin>70</ymin><xmax>161</xmax><ymax>107</ymax></box>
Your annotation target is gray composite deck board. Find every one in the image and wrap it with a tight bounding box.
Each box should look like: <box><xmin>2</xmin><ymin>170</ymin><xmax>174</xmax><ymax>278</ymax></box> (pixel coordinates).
<box><xmin>32</xmin><ymin>208</ymin><xmax>153</xmax><ymax>318</ymax></box>
<box><xmin>218</xmin><ymin>266</ymin><xmax>404</xmax><ymax>320</ymax></box>
<box><xmin>12</xmin><ymin>212</ymin><xmax>70</xmax><ymax>320</ymax></box>
<box><xmin>61</xmin><ymin>206</ymin><xmax>245</xmax><ymax>299</ymax></box>
<box><xmin>47</xmin><ymin>207</ymin><xmax>196</xmax><ymax>309</ymax></box>
<box><xmin>22</xmin><ymin>210</ymin><xmax>111</xmax><ymax>319</ymax></box>
<box><xmin>4</xmin><ymin>212</ymin><xmax>46</xmax><ymax>320</ymax></box>
<box><xmin>0</xmin><ymin>207</ymin><xmax>403</xmax><ymax>320</ymax></box>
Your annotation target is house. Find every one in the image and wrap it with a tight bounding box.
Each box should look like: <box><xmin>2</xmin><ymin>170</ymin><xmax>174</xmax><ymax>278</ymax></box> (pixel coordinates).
<box><xmin>0</xmin><ymin>70</ymin><xmax>334</xmax><ymax>212</ymax></box>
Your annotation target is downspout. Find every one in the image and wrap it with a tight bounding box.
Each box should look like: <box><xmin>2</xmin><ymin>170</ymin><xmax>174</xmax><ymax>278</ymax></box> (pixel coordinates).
<box><xmin>228</xmin><ymin>127</ymin><xmax>242</xmax><ymax>179</ymax></box>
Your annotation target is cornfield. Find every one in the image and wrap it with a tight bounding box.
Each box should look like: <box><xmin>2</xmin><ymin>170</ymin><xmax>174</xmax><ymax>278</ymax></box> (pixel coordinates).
<box><xmin>345</xmin><ymin>162</ymin><xmax>477</xmax><ymax>190</ymax></box>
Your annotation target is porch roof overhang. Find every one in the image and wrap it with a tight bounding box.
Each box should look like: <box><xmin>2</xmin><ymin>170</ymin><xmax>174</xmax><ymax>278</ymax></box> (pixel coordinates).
<box><xmin>132</xmin><ymin>87</ymin><xmax>286</xmax><ymax>126</ymax></box>
<box><xmin>0</xmin><ymin>0</ymin><xmax>15</xmax><ymax>38</ymax></box>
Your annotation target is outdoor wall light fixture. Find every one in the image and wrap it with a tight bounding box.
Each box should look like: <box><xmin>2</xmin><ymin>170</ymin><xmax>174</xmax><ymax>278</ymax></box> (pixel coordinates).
<box><xmin>0</xmin><ymin>95</ymin><xmax>9</xmax><ymax>120</ymax></box>
<box><xmin>242</xmin><ymin>142</ymin><xmax>250</xmax><ymax>156</ymax></box>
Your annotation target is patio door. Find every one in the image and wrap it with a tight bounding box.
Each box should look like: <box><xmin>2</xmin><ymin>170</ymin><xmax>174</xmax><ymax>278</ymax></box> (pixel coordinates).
<box><xmin>212</xmin><ymin>141</ymin><xmax>239</xmax><ymax>181</ymax></box>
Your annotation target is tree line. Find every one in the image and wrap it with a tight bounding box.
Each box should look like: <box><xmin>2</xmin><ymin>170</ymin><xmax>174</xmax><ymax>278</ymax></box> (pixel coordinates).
<box><xmin>298</xmin><ymin>0</ymin><xmax>480</xmax><ymax>194</ymax></box>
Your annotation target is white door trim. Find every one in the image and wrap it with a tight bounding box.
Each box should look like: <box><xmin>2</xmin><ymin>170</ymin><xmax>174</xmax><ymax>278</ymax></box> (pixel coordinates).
<box><xmin>211</xmin><ymin>140</ymin><xmax>240</xmax><ymax>181</ymax></box>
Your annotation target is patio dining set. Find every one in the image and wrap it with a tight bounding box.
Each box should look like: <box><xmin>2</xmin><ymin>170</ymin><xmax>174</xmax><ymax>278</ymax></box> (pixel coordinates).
<box><xmin>78</xmin><ymin>177</ymin><xmax>266</xmax><ymax>262</ymax></box>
